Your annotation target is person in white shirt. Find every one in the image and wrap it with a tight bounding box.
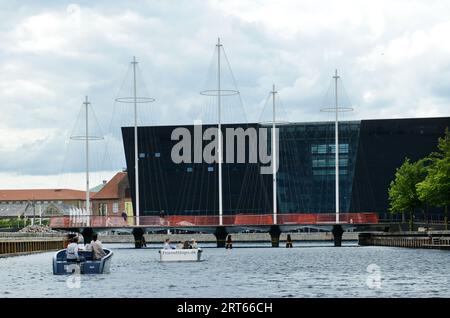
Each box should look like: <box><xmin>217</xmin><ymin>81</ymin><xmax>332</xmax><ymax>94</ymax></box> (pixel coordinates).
<box><xmin>90</xmin><ymin>234</ymin><xmax>106</xmax><ymax>260</ymax></box>
<box><xmin>163</xmin><ymin>238</ymin><xmax>174</xmax><ymax>249</ymax></box>
<box><xmin>66</xmin><ymin>236</ymin><xmax>82</xmax><ymax>262</ymax></box>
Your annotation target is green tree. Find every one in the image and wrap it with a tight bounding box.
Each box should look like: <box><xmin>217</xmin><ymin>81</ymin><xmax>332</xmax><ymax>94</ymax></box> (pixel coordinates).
<box><xmin>388</xmin><ymin>158</ymin><xmax>428</xmax><ymax>231</ymax></box>
<box><xmin>417</xmin><ymin>128</ymin><xmax>450</xmax><ymax>229</ymax></box>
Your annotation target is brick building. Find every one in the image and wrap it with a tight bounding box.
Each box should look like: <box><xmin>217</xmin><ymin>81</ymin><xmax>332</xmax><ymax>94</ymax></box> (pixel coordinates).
<box><xmin>91</xmin><ymin>172</ymin><xmax>133</xmax><ymax>217</ymax></box>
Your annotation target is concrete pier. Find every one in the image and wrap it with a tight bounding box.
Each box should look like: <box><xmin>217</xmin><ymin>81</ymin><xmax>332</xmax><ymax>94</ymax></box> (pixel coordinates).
<box><xmin>81</xmin><ymin>227</ymin><xmax>93</xmax><ymax>245</ymax></box>
<box><xmin>132</xmin><ymin>228</ymin><xmax>145</xmax><ymax>248</ymax></box>
<box><xmin>332</xmin><ymin>225</ymin><xmax>344</xmax><ymax>247</ymax></box>
<box><xmin>214</xmin><ymin>227</ymin><xmax>228</xmax><ymax>248</ymax></box>
<box><xmin>269</xmin><ymin>226</ymin><xmax>281</xmax><ymax>247</ymax></box>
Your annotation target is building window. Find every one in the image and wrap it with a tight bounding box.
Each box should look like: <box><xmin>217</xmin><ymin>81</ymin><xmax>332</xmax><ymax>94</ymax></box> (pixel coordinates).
<box><xmin>99</xmin><ymin>203</ymin><xmax>108</xmax><ymax>216</ymax></box>
<box><xmin>187</xmin><ymin>167</ymin><xmax>193</xmax><ymax>172</ymax></box>
<box><xmin>113</xmin><ymin>202</ymin><xmax>119</xmax><ymax>214</ymax></box>
<box><xmin>312</xmin><ymin>158</ymin><xmax>348</xmax><ymax>168</ymax></box>
<box><xmin>139</xmin><ymin>153</ymin><xmax>146</xmax><ymax>158</ymax></box>
<box><xmin>155</xmin><ymin>152</ymin><xmax>161</xmax><ymax>157</ymax></box>
<box><xmin>311</xmin><ymin>143</ymin><xmax>349</xmax><ymax>154</ymax></box>
<box><xmin>208</xmin><ymin>166</ymin><xmax>214</xmax><ymax>172</ymax></box>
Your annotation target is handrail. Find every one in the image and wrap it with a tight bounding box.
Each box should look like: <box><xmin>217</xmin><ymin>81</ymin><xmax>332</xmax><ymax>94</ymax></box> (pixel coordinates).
<box><xmin>48</xmin><ymin>212</ymin><xmax>380</xmax><ymax>228</ymax></box>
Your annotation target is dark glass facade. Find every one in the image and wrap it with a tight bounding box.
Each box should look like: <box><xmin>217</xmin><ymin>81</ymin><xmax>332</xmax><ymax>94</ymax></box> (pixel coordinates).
<box><xmin>122</xmin><ymin>117</ymin><xmax>449</xmax><ymax>218</ymax></box>
<box><xmin>122</xmin><ymin>124</ymin><xmax>272</xmax><ymax>216</ymax></box>
<box><xmin>349</xmin><ymin>117</ymin><xmax>450</xmax><ymax>219</ymax></box>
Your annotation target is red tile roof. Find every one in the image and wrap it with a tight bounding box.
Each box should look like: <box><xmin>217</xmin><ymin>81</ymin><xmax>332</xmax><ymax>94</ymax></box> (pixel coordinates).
<box><xmin>0</xmin><ymin>189</ymin><xmax>87</xmax><ymax>201</ymax></box>
<box><xmin>92</xmin><ymin>172</ymin><xmax>128</xmax><ymax>200</ymax></box>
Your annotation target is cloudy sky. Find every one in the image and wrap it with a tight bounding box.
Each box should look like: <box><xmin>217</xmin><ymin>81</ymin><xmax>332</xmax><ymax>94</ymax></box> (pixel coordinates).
<box><xmin>0</xmin><ymin>0</ymin><xmax>449</xmax><ymax>189</ymax></box>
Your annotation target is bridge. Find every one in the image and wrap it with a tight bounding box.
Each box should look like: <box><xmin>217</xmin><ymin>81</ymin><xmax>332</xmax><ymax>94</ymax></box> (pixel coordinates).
<box><xmin>50</xmin><ymin>212</ymin><xmax>380</xmax><ymax>247</ymax></box>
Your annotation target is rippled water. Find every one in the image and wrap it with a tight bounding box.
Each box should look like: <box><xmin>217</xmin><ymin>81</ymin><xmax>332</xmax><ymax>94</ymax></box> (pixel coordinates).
<box><xmin>1</xmin><ymin>242</ymin><xmax>449</xmax><ymax>297</ymax></box>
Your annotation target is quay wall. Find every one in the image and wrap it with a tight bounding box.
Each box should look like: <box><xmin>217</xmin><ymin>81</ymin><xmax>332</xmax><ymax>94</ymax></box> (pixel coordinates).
<box><xmin>0</xmin><ymin>232</ymin><xmax>358</xmax><ymax>256</ymax></box>
<box><xmin>0</xmin><ymin>236</ymin><xmax>65</xmax><ymax>257</ymax></box>
<box><xmin>358</xmin><ymin>231</ymin><xmax>450</xmax><ymax>250</ymax></box>
<box><xmin>99</xmin><ymin>232</ymin><xmax>358</xmax><ymax>243</ymax></box>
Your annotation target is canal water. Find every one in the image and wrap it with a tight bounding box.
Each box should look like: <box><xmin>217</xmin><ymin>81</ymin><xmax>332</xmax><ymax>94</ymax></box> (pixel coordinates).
<box><xmin>1</xmin><ymin>242</ymin><xmax>449</xmax><ymax>297</ymax></box>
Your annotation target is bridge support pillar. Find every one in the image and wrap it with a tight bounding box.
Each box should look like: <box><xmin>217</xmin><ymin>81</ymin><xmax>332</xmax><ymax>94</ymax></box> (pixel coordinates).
<box><xmin>332</xmin><ymin>225</ymin><xmax>344</xmax><ymax>247</ymax></box>
<box><xmin>214</xmin><ymin>227</ymin><xmax>228</xmax><ymax>248</ymax></box>
<box><xmin>132</xmin><ymin>228</ymin><xmax>145</xmax><ymax>248</ymax></box>
<box><xmin>81</xmin><ymin>227</ymin><xmax>93</xmax><ymax>245</ymax></box>
<box><xmin>269</xmin><ymin>225</ymin><xmax>281</xmax><ymax>247</ymax></box>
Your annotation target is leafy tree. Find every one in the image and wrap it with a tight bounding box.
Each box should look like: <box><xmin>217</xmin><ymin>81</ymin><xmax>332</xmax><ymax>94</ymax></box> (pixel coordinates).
<box><xmin>417</xmin><ymin>128</ymin><xmax>450</xmax><ymax>229</ymax></box>
<box><xmin>388</xmin><ymin>158</ymin><xmax>428</xmax><ymax>231</ymax></box>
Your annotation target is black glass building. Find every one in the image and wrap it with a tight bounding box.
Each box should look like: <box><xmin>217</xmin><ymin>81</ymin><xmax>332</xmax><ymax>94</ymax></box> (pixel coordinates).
<box><xmin>122</xmin><ymin>116</ymin><xmax>449</xmax><ymax>219</ymax></box>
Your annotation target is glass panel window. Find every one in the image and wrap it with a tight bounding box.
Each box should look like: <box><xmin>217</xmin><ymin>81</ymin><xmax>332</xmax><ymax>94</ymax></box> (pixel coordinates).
<box><xmin>207</xmin><ymin>166</ymin><xmax>214</xmax><ymax>172</ymax></box>
<box><xmin>339</xmin><ymin>159</ymin><xmax>348</xmax><ymax>166</ymax></box>
<box><xmin>312</xmin><ymin>143</ymin><xmax>347</xmax><ymax>155</ymax></box>
<box><xmin>317</xmin><ymin>145</ymin><xmax>328</xmax><ymax>154</ymax></box>
<box><xmin>155</xmin><ymin>152</ymin><xmax>161</xmax><ymax>157</ymax></box>
<box><xmin>340</xmin><ymin>144</ymin><xmax>349</xmax><ymax>153</ymax></box>
<box><xmin>187</xmin><ymin>167</ymin><xmax>193</xmax><ymax>172</ymax></box>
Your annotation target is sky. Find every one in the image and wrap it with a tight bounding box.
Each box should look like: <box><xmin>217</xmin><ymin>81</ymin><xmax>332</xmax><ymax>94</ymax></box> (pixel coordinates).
<box><xmin>0</xmin><ymin>0</ymin><xmax>449</xmax><ymax>189</ymax></box>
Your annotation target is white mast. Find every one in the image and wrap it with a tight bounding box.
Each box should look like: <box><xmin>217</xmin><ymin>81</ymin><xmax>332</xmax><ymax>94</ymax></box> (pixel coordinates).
<box><xmin>132</xmin><ymin>56</ymin><xmax>140</xmax><ymax>226</ymax></box>
<box><xmin>84</xmin><ymin>96</ymin><xmax>90</xmax><ymax>215</ymax></box>
<box><xmin>217</xmin><ymin>38</ymin><xmax>223</xmax><ymax>226</ymax></box>
<box><xmin>271</xmin><ymin>84</ymin><xmax>277</xmax><ymax>224</ymax></box>
<box><xmin>333</xmin><ymin>70</ymin><xmax>340</xmax><ymax>224</ymax></box>
<box><xmin>115</xmin><ymin>57</ymin><xmax>154</xmax><ymax>226</ymax></box>
<box><xmin>71</xmin><ymin>96</ymin><xmax>103</xmax><ymax>224</ymax></box>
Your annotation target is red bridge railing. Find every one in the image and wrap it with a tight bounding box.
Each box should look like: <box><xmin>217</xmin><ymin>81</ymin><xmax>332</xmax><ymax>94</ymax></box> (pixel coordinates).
<box><xmin>49</xmin><ymin>213</ymin><xmax>378</xmax><ymax>228</ymax></box>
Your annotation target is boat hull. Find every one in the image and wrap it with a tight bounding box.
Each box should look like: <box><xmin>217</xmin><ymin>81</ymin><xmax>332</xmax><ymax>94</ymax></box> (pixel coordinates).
<box><xmin>53</xmin><ymin>249</ymin><xmax>113</xmax><ymax>275</ymax></box>
<box><xmin>159</xmin><ymin>249</ymin><xmax>202</xmax><ymax>262</ymax></box>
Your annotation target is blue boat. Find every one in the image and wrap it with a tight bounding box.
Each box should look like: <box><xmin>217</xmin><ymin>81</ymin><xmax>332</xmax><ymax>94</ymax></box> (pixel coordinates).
<box><xmin>52</xmin><ymin>248</ymin><xmax>113</xmax><ymax>275</ymax></box>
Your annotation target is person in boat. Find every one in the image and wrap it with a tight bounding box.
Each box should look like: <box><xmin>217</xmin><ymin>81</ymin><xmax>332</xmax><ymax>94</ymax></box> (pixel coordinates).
<box><xmin>141</xmin><ymin>235</ymin><xmax>147</xmax><ymax>248</ymax></box>
<box><xmin>190</xmin><ymin>238</ymin><xmax>198</xmax><ymax>249</ymax></box>
<box><xmin>183</xmin><ymin>240</ymin><xmax>191</xmax><ymax>249</ymax></box>
<box><xmin>225</xmin><ymin>235</ymin><xmax>232</xmax><ymax>249</ymax></box>
<box><xmin>66</xmin><ymin>236</ymin><xmax>85</xmax><ymax>262</ymax></box>
<box><xmin>176</xmin><ymin>241</ymin><xmax>184</xmax><ymax>249</ymax></box>
<box><xmin>90</xmin><ymin>233</ymin><xmax>106</xmax><ymax>260</ymax></box>
<box><xmin>286</xmin><ymin>234</ymin><xmax>293</xmax><ymax>248</ymax></box>
<box><xmin>163</xmin><ymin>238</ymin><xmax>175</xmax><ymax>249</ymax></box>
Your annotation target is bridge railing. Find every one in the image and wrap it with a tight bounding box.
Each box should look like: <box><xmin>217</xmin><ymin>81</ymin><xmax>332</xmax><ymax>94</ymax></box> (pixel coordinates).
<box><xmin>49</xmin><ymin>212</ymin><xmax>379</xmax><ymax>228</ymax></box>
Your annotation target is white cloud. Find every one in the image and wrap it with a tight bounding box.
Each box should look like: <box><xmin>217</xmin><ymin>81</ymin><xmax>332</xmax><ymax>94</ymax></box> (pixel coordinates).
<box><xmin>0</xmin><ymin>0</ymin><xmax>449</xmax><ymax>188</ymax></box>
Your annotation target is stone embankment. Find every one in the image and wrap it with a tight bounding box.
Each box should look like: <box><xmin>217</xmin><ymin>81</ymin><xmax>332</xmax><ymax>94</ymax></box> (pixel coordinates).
<box><xmin>358</xmin><ymin>231</ymin><xmax>450</xmax><ymax>250</ymax></box>
<box><xmin>99</xmin><ymin>232</ymin><xmax>358</xmax><ymax>243</ymax></box>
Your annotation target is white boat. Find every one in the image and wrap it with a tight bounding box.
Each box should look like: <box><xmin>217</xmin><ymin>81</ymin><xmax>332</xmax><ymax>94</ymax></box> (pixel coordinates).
<box><xmin>159</xmin><ymin>248</ymin><xmax>202</xmax><ymax>262</ymax></box>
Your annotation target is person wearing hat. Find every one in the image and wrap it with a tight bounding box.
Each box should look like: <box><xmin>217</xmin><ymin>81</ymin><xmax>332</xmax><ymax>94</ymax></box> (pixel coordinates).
<box><xmin>190</xmin><ymin>238</ymin><xmax>198</xmax><ymax>249</ymax></box>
